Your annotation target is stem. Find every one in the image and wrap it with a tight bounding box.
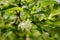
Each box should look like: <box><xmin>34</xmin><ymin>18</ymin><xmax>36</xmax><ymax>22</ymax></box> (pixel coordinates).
<box><xmin>18</xmin><ymin>0</ymin><xmax>22</xmax><ymax>7</ymax></box>
<box><xmin>13</xmin><ymin>0</ymin><xmax>22</xmax><ymax>23</ymax></box>
<box><xmin>13</xmin><ymin>0</ymin><xmax>22</xmax><ymax>40</ymax></box>
<box><xmin>18</xmin><ymin>0</ymin><xmax>22</xmax><ymax>22</ymax></box>
<box><xmin>23</xmin><ymin>29</ymin><xmax>26</xmax><ymax>40</ymax></box>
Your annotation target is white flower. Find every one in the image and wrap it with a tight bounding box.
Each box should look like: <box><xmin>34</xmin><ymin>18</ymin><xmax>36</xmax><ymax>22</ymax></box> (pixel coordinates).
<box><xmin>18</xmin><ymin>19</ymin><xmax>32</xmax><ymax>31</ymax></box>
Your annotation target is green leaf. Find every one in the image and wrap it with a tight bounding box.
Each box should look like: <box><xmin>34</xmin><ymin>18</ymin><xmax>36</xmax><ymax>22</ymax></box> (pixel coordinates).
<box><xmin>40</xmin><ymin>1</ymin><xmax>57</xmax><ymax>7</ymax></box>
<box><xmin>2</xmin><ymin>4</ymin><xmax>17</xmax><ymax>11</ymax></box>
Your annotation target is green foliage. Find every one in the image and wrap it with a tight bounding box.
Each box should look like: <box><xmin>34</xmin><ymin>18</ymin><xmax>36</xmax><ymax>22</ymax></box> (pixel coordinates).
<box><xmin>0</xmin><ymin>0</ymin><xmax>60</xmax><ymax>40</ymax></box>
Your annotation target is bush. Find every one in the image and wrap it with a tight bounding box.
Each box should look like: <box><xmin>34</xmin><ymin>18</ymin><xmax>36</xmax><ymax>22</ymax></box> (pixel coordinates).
<box><xmin>0</xmin><ymin>0</ymin><xmax>60</xmax><ymax>40</ymax></box>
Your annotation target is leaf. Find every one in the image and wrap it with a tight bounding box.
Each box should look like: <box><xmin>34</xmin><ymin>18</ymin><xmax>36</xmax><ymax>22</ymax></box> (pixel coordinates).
<box><xmin>48</xmin><ymin>8</ymin><xmax>60</xmax><ymax>19</ymax></box>
<box><xmin>2</xmin><ymin>4</ymin><xmax>17</xmax><ymax>11</ymax></box>
<box><xmin>40</xmin><ymin>1</ymin><xmax>57</xmax><ymax>7</ymax></box>
<box><xmin>6</xmin><ymin>7</ymin><xmax>23</xmax><ymax>12</ymax></box>
<box><xmin>8</xmin><ymin>0</ymin><xmax>12</xmax><ymax>3</ymax></box>
<box><xmin>14</xmin><ymin>0</ymin><xmax>19</xmax><ymax>4</ymax></box>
